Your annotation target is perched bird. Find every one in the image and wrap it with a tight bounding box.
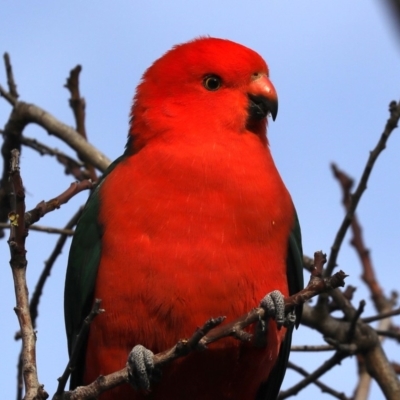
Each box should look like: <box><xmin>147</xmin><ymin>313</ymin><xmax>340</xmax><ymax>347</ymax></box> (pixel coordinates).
<box><xmin>65</xmin><ymin>37</ymin><xmax>303</xmax><ymax>400</ymax></box>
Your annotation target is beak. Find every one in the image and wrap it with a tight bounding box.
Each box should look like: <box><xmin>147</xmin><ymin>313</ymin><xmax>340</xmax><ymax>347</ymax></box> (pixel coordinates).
<box><xmin>247</xmin><ymin>74</ymin><xmax>278</xmax><ymax>121</ymax></box>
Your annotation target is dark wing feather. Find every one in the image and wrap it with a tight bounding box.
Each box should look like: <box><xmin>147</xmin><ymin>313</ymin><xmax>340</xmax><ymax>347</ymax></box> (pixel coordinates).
<box><xmin>256</xmin><ymin>210</ymin><xmax>304</xmax><ymax>400</ymax></box>
<box><xmin>64</xmin><ymin>156</ymin><xmax>124</xmax><ymax>389</ymax></box>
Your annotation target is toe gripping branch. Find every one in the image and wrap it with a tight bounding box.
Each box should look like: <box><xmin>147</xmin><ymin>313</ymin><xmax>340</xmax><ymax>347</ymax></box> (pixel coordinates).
<box><xmin>127</xmin><ymin>345</ymin><xmax>156</xmax><ymax>391</ymax></box>
<box><xmin>259</xmin><ymin>290</ymin><xmax>296</xmax><ymax>329</ymax></box>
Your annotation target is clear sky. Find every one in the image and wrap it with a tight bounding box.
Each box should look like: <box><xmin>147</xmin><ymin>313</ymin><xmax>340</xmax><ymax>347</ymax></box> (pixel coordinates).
<box><xmin>1</xmin><ymin>2</ymin><xmax>399</xmax><ymax>399</ymax></box>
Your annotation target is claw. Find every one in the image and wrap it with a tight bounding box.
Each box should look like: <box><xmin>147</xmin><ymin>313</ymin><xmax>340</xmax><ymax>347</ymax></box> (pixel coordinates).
<box><xmin>127</xmin><ymin>344</ymin><xmax>155</xmax><ymax>391</ymax></box>
<box><xmin>259</xmin><ymin>290</ymin><xmax>295</xmax><ymax>328</ymax></box>
<box><xmin>285</xmin><ymin>310</ymin><xmax>296</xmax><ymax>327</ymax></box>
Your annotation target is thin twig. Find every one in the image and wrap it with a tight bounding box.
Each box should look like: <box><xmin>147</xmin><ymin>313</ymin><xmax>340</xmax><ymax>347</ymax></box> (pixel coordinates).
<box><xmin>64</xmin><ymin>65</ymin><xmax>97</xmax><ymax>181</ymax></box>
<box><xmin>4</xmin><ymin>52</ymin><xmax>19</xmax><ymax>99</ymax></box>
<box><xmin>0</xmin><ymin>82</ymin><xmax>17</xmax><ymax>105</ymax></box>
<box><xmin>0</xmin><ymin>222</ymin><xmax>74</xmax><ymax>236</ymax></box>
<box><xmin>347</xmin><ymin>300</ymin><xmax>366</xmax><ymax>343</ymax></box>
<box><xmin>331</xmin><ymin>162</ymin><xmax>396</xmax><ymax>399</ymax></box>
<box><xmin>285</xmin><ymin>361</ymin><xmax>350</xmax><ymax>400</ymax></box>
<box><xmin>29</xmin><ymin>208</ymin><xmax>82</xmax><ymax>330</ymax></box>
<box><xmin>362</xmin><ymin>308</ymin><xmax>400</xmax><ymax>324</ymax></box>
<box><xmin>55</xmin><ymin>300</ymin><xmax>105</xmax><ymax>395</ymax></box>
<box><xmin>291</xmin><ymin>345</ymin><xmax>335</xmax><ymax>352</ymax></box>
<box><xmin>278</xmin><ymin>352</ymin><xmax>349</xmax><ymax>399</ymax></box>
<box><xmin>16</xmin><ymin>350</ymin><xmax>23</xmax><ymax>400</ymax></box>
<box><xmin>20</xmin><ymin>136</ymin><xmax>89</xmax><ymax>181</ymax></box>
<box><xmin>375</xmin><ymin>329</ymin><xmax>400</xmax><ymax>342</ymax></box>
<box><xmin>24</xmin><ymin>180</ymin><xmax>93</xmax><ymax>228</ymax></box>
<box><xmin>325</xmin><ymin>100</ymin><xmax>400</xmax><ymax>277</ymax></box>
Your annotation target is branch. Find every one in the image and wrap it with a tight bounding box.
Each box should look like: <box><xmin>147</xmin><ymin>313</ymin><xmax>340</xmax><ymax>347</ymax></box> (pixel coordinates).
<box><xmin>7</xmin><ymin>149</ymin><xmax>48</xmax><ymax>400</ymax></box>
<box><xmin>285</xmin><ymin>361</ymin><xmax>350</xmax><ymax>399</ymax></box>
<box><xmin>0</xmin><ymin>54</ymin><xmax>26</xmax><ymax>235</ymax></box>
<box><xmin>3</xmin><ymin>101</ymin><xmax>111</xmax><ymax>171</ymax></box>
<box><xmin>278</xmin><ymin>352</ymin><xmax>349</xmax><ymax>399</ymax></box>
<box><xmin>375</xmin><ymin>329</ymin><xmax>400</xmax><ymax>342</ymax></box>
<box><xmin>0</xmin><ymin>222</ymin><xmax>74</xmax><ymax>236</ymax></box>
<box><xmin>20</xmin><ymin>136</ymin><xmax>89</xmax><ymax>181</ymax></box>
<box><xmin>331</xmin><ymin>162</ymin><xmax>397</xmax><ymax>399</ymax></box>
<box><xmin>1</xmin><ymin>54</ymin><xmax>110</xmax><ymax>178</ymax></box>
<box><xmin>64</xmin><ymin>65</ymin><xmax>97</xmax><ymax>181</ymax></box>
<box><xmin>24</xmin><ymin>180</ymin><xmax>93</xmax><ymax>228</ymax></box>
<box><xmin>362</xmin><ymin>307</ymin><xmax>400</xmax><ymax>324</ymax></box>
<box><xmin>55</xmin><ymin>252</ymin><xmax>347</xmax><ymax>399</ymax></box>
<box><xmin>302</xmin><ymin>295</ymin><xmax>400</xmax><ymax>399</ymax></box>
<box><xmin>331</xmin><ymin>163</ymin><xmax>393</xmax><ymax>312</ymax></box>
<box><xmin>291</xmin><ymin>344</ymin><xmax>335</xmax><ymax>352</ymax></box>
<box><xmin>325</xmin><ymin>100</ymin><xmax>400</xmax><ymax>277</ymax></box>
<box><xmin>55</xmin><ymin>300</ymin><xmax>105</xmax><ymax>396</ymax></box>
<box><xmin>12</xmin><ymin>211</ymin><xmax>79</xmax><ymax>347</ymax></box>
<box><xmin>3</xmin><ymin>52</ymin><xmax>19</xmax><ymax>101</ymax></box>
<box><xmin>28</xmin><ymin>208</ymin><xmax>82</xmax><ymax>332</ymax></box>
<box><xmin>0</xmin><ymin>55</ymin><xmax>97</xmax><ymax>238</ymax></box>
<box><xmin>362</xmin><ymin>343</ymin><xmax>400</xmax><ymax>399</ymax></box>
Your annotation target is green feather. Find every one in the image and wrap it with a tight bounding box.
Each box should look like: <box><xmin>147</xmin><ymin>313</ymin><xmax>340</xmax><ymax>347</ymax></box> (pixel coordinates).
<box><xmin>64</xmin><ymin>156</ymin><xmax>124</xmax><ymax>388</ymax></box>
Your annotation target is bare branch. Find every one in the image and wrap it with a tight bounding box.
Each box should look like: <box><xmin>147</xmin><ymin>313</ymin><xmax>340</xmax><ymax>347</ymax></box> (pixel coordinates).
<box><xmin>285</xmin><ymin>361</ymin><xmax>351</xmax><ymax>400</ymax></box>
<box><xmin>302</xmin><ymin>297</ymin><xmax>400</xmax><ymax>399</ymax></box>
<box><xmin>24</xmin><ymin>180</ymin><xmax>93</xmax><ymax>228</ymax></box>
<box><xmin>362</xmin><ymin>307</ymin><xmax>400</xmax><ymax>324</ymax></box>
<box><xmin>291</xmin><ymin>345</ymin><xmax>335</xmax><ymax>352</ymax></box>
<box><xmin>331</xmin><ymin>163</ymin><xmax>393</xmax><ymax>312</ymax></box>
<box><xmin>1</xmin><ymin>54</ymin><xmax>23</xmax><ymax>235</ymax></box>
<box><xmin>278</xmin><ymin>352</ymin><xmax>349</xmax><ymax>399</ymax></box>
<box><xmin>325</xmin><ymin>100</ymin><xmax>400</xmax><ymax>277</ymax></box>
<box><xmin>331</xmin><ymin>162</ymin><xmax>397</xmax><ymax>399</ymax></box>
<box><xmin>0</xmin><ymin>99</ymin><xmax>111</xmax><ymax>172</ymax></box>
<box><xmin>11</xmin><ymin>102</ymin><xmax>110</xmax><ymax>170</ymax></box>
<box><xmin>0</xmin><ymin>83</ymin><xmax>17</xmax><ymax>105</ymax></box>
<box><xmin>4</xmin><ymin>52</ymin><xmax>19</xmax><ymax>100</ymax></box>
<box><xmin>0</xmin><ymin>222</ymin><xmax>74</xmax><ymax>236</ymax></box>
<box><xmin>55</xmin><ymin>300</ymin><xmax>105</xmax><ymax>396</ymax></box>
<box><xmin>7</xmin><ymin>149</ymin><xmax>48</xmax><ymax>400</ymax></box>
<box><xmin>64</xmin><ymin>65</ymin><xmax>97</xmax><ymax>181</ymax></box>
<box><xmin>362</xmin><ymin>344</ymin><xmax>400</xmax><ymax>399</ymax></box>
<box><xmin>375</xmin><ymin>329</ymin><xmax>400</xmax><ymax>342</ymax></box>
<box><xmin>20</xmin><ymin>136</ymin><xmax>89</xmax><ymax>181</ymax></box>
<box><xmin>55</xmin><ymin>252</ymin><xmax>347</xmax><ymax>399</ymax></box>
<box><xmin>29</xmin><ymin>208</ymin><xmax>82</xmax><ymax>329</ymax></box>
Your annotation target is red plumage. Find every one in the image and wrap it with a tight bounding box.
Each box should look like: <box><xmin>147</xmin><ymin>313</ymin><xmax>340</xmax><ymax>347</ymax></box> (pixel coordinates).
<box><xmin>75</xmin><ymin>37</ymin><xmax>298</xmax><ymax>399</ymax></box>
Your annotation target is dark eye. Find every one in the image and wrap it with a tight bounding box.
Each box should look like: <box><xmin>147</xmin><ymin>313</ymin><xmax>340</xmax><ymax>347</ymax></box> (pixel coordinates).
<box><xmin>203</xmin><ymin>75</ymin><xmax>222</xmax><ymax>91</ymax></box>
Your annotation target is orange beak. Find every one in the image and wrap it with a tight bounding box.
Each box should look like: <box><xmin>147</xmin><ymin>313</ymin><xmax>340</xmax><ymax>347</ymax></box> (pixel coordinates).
<box><xmin>248</xmin><ymin>74</ymin><xmax>278</xmax><ymax>121</ymax></box>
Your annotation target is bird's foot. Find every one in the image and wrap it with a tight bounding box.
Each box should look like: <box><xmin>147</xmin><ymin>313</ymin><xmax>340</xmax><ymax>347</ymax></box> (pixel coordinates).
<box><xmin>127</xmin><ymin>344</ymin><xmax>159</xmax><ymax>391</ymax></box>
<box><xmin>259</xmin><ymin>290</ymin><xmax>295</xmax><ymax>329</ymax></box>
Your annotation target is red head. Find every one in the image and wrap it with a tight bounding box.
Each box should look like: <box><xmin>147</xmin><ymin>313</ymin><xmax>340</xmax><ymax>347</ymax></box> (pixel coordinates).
<box><xmin>128</xmin><ymin>37</ymin><xmax>278</xmax><ymax>151</ymax></box>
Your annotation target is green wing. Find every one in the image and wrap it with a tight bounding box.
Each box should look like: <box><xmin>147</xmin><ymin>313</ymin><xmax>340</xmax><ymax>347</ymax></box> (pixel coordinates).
<box><xmin>64</xmin><ymin>156</ymin><xmax>124</xmax><ymax>389</ymax></box>
<box><xmin>256</xmin><ymin>210</ymin><xmax>304</xmax><ymax>400</ymax></box>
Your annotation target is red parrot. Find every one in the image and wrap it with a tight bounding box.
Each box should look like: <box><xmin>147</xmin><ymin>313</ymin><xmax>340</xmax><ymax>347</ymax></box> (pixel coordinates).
<box><xmin>65</xmin><ymin>37</ymin><xmax>303</xmax><ymax>399</ymax></box>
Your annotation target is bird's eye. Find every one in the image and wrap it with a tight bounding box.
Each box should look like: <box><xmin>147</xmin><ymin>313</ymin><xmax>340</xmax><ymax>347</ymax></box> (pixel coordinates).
<box><xmin>203</xmin><ymin>75</ymin><xmax>222</xmax><ymax>91</ymax></box>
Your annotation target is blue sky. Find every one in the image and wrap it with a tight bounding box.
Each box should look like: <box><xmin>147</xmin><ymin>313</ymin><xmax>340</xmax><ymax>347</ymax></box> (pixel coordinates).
<box><xmin>1</xmin><ymin>2</ymin><xmax>399</xmax><ymax>399</ymax></box>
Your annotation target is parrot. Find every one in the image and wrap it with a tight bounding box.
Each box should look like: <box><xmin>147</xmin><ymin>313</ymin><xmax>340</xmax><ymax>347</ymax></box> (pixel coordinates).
<box><xmin>64</xmin><ymin>37</ymin><xmax>303</xmax><ymax>400</ymax></box>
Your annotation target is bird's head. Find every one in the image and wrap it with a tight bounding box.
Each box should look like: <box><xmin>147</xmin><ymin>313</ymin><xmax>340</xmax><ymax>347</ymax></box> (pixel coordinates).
<box><xmin>128</xmin><ymin>37</ymin><xmax>278</xmax><ymax>151</ymax></box>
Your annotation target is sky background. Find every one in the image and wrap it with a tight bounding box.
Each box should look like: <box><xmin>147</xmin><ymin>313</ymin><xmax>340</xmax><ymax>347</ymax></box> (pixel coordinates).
<box><xmin>1</xmin><ymin>1</ymin><xmax>399</xmax><ymax>399</ymax></box>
